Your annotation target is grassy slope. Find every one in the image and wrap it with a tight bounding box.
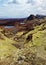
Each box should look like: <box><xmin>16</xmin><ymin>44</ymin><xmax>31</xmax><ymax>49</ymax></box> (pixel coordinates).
<box><xmin>0</xmin><ymin>31</ymin><xmax>20</xmax><ymax>63</ymax></box>
<box><xmin>14</xmin><ymin>20</ymin><xmax>46</xmax><ymax>64</ymax></box>
<box><xmin>0</xmin><ymin>18</ymin><xmax>46</xmax><ymax>65</ymax></box>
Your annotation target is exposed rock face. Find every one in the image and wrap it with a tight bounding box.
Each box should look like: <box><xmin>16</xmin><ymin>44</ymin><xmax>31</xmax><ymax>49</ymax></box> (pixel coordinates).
<box><xmin>26</xmin><ymin>15</ymin><xmax>36</xmax><ymax>21</ymax></box>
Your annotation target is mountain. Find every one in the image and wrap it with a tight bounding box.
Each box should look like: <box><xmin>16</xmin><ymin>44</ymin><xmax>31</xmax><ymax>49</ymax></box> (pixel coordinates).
<box><xmin>36</xmin><ymin>14</ymin><xmax>46</xmax><ymax>19</ymax></box>
<box><xmin>26</xmin><ymin>15</ymin><xmax>36</xmax><ymax>21</ymax></box>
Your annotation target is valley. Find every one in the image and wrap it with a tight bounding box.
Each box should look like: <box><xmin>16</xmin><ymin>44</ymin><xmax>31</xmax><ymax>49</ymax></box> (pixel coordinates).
<box><xmin>0</xmin><ymin>15</ymin><xmax>46</xmax><ymax>65</ymax></box>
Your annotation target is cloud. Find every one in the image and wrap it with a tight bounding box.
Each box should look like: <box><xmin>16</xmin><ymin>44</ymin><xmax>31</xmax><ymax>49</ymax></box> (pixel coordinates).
<box><xmin>0</xmin><ymin>0</ymin><xmax>46</xmax><ymax>18</ymax></box>
<box><xmin>16</xmin><ymin>0</ymin><xmax>28</xmax><ymax>4</ymax></box>
<box><xmin>0</xmin><ymin>3</ymin><xmax>32</xmax><ymax>18</ymax></box>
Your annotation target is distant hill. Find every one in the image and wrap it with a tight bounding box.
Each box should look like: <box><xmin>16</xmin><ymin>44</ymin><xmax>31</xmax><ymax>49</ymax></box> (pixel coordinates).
<box><xmin>0</xmin><ymin>14</ymin><xmax>46</xmax><ymax>26</ymax></box>
<box><xmin>26</xmin><ymin>14</ymin><xmax>46</xmax><ymax>21</ymax></box>
<box><xmin>36</xmin><ymin>14</ymin><xmax>46</xmax><ymax>19</ymax></box>
<box><xmin>0</xmin><ymin>18</ymin><xmax>26</xmax><ymax>26</ymax></box>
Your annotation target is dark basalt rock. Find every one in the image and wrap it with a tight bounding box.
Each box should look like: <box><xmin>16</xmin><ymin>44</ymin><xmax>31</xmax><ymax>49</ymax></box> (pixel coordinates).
<box><xmin>27</xmin><ymin>15</ymin><xmax>36</xmax><ymax>21</ymax></box>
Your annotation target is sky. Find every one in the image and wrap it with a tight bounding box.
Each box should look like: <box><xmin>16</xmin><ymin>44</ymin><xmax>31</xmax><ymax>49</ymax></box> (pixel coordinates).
<box><xmin>0</xmin><ymin>0</ymin><xmax>46</xmax><ymax>18</ymax></box>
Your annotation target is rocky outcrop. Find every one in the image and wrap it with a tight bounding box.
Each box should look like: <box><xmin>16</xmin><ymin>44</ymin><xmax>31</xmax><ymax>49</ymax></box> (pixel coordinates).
<box><xmin>26</xmin><ymin>15</ymin><xmax>36</xmax><ymax>21</ymax></box>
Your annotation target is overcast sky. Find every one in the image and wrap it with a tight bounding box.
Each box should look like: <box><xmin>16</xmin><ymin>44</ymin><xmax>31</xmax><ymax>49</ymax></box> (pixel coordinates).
<box><xmin>0</xmin><ymin>0</ymin><xmax>46</xmax><ymax>18</ymax></box>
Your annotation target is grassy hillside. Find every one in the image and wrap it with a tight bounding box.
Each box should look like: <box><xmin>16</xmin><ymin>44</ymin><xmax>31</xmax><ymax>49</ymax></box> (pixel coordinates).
<box><xmin>0</xmin><ymin>17</ymin><xmax>46</xmax><ymax>65</ymax></box>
